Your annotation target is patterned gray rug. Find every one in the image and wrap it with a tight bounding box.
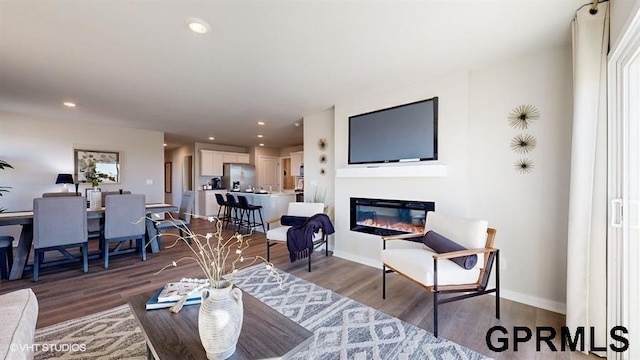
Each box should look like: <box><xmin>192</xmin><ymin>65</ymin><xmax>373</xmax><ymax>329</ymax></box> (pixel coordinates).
<box><xmin>34</xmin><ymin>305</ymin><xmax>146</xmax><ymax>359</ymax></box>
<box><xmin>34</xmin><ymin>266</ymin><xmax>491</xmax><ymax>359</ymax></box>
<box><xmin>232</xmin><ymin>266</ymin><xmax>491</xmax><ymax>360</ymax></box>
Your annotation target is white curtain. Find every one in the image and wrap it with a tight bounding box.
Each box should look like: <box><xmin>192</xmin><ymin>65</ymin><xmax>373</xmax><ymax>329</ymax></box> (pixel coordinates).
<box><xmin>566</xmin><ymin>2</ymin><xmax>609</xmax><ymax>355</ymax></box>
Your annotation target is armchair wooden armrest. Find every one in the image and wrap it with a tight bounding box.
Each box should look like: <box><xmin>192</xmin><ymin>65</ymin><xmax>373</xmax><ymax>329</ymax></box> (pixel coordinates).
<box><xmin>381</xmin><ymin>232</ymin><xmax>423</xmax><ymax>242</ymax></box>
<box><xmin>266</xmin><ymin>217</ymin><xmax>281</xmax><ymax>225</ymax></box>
<box><xmin>432</xmin><ymin>247</ymin><xmax>497</xmax><ymax>260</ymax></box>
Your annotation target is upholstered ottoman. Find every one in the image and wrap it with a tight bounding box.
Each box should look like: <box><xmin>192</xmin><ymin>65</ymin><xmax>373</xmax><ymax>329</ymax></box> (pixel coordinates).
<box><xmin>0</xmin><ymin>289</ymin><xmax>39</xmax><ymax>360</ymax></box>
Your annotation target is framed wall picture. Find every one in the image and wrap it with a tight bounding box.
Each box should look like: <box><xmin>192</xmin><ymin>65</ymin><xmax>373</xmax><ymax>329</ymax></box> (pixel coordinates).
<box><xmin>296</xmin><ymin>177</ymin><xmax>304</xmax><ymax>190</ymax></box>
<box><xmin>165</xmin><ymin>162</ymin><xmax>172</xmax><ymax>193</ymax></box>
<box><xmin>74</xmin><ymin>149</ymin><xmax>121</xmax><ymax>185</ymax></box>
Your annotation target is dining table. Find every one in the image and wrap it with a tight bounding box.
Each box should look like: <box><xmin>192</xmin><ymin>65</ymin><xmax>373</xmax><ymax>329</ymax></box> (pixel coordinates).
<box><xmin>0</xmin><ymin>203</ymin><xmax>178</xmax><ymax>281</ymax></box>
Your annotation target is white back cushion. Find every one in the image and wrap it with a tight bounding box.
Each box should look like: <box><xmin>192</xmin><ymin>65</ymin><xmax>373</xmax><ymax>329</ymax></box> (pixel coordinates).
<box><xmin>424</xmin><ymin>211</ymin><xmax>488</xmax><ymax>249</ymax></box>
<box><xmin>287</xmin><ymin>202</ymin><xmax>324</xmax><ymax>217</ymax></box>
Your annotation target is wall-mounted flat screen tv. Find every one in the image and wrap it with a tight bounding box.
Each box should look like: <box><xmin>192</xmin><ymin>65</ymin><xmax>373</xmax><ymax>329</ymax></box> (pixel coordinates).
<box><xmin>348</xmin><ymin>97</ymin><xmax>438</xmax><ymax>165</ymax></box>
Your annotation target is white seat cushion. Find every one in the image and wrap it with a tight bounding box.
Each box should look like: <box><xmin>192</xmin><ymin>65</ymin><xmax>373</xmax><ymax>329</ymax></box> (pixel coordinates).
<box><xmin>381</xmin><ymin>248</ymin><xmax>481</xmax><ymax>287</ymax></box>
<box><xmin>267</xmin><ymin>202</ymin><xmax>325</xmax><ymax>243</ymax></box>
<box><xmin>381</xmin><ymin>212</ymin><xmax>489</xmax><ymax>287</ymax></box>
<box><xmin>0</xmin><ymin>288</ymin><xmax>39</xmax><ymax>360</ymax></box>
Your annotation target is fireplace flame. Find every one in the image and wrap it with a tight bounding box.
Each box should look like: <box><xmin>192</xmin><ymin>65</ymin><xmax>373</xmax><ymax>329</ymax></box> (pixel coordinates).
<box><xmin>357</xmin><ymin>219</ymin><xmax>424</xmax><ymax>234</ymax></box>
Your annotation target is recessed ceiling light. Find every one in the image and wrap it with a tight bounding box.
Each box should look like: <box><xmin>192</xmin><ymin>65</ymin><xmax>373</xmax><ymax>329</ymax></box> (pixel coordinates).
<box><xmin>186</xmin><ymin>18</ymin><xmax>211</xmax><ymax>34</ymax></box>
<box><xmin>163</xmin><ymin>143</ymin><xmax>167</xmax><ymax>147</ymax></box>
<box><xmin>257</xmin><ymin>134</ymin><xmax>264</xmax><ymax>138</ymax></box>
<box><xmin>259</xmin><ymin>143</ymin><xmax>264</xmax><ymax>147</ymax></box>
<box><xmin>257</xmin><ymin>121</ymin><xmax>265</xmax><ymax>126</ymax></box>
<box><xmin>208</xmin><ymin>136</ymin><xmax>215</xmax><ymax>140</ymax></box>
<box><xmin>63</xmin><ymin>101</ymin><xmax>76</xmax><ymax>107</ymax></box>
<box><xmin>294</xmin><ymin>122</ymin><xmax>300</xmax><ymax>127</ymax></box>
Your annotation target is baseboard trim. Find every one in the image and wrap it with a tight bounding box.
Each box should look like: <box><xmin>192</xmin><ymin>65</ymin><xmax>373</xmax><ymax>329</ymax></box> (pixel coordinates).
<box><xmin>333</xmin><ymin>250</ymin><xmax>567</xmax><ymax>315</ymax></box>
<box><xmin>499</xmin><ymin>289</ymin><xmax>566</xmax><ymax>315</ymax></box>
<box><xmin>333</xmin><ymin>250</ymin><xmax>381</xmax><ymax>269</ymax></box>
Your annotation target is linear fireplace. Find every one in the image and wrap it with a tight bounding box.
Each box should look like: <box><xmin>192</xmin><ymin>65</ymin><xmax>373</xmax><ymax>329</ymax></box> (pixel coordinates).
<box><xmin>350</xmin><ymin>197</ymin><xmax>435</xmax><ymax>236</ymax></box>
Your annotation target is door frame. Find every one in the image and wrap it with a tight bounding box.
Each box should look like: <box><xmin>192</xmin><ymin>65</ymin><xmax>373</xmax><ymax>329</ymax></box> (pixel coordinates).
<box><xmin>607</xmin><ymin>5</ymin><xmax>640</xmax><ymax>359</ymax></box>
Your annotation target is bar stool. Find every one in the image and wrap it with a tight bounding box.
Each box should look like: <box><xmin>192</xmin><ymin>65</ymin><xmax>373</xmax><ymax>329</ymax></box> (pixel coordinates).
<box><xmin>236</xmin><ymin>195</ymin><xmax>266</xmax><ymax>234</ymax></box>
<box><xmin>225</xmin><ymin>193</ymin><xmax>241</xmax><ymax>231</ymax></box>
<box><xmin>0</xmin><ymin>236</ymin><xmax>14</xmax><ymax>280</ymax></box>
<box><xmin>215</xmin><ymin>193</ymin><xmax>231</xmax><ymax>228</ymax></box>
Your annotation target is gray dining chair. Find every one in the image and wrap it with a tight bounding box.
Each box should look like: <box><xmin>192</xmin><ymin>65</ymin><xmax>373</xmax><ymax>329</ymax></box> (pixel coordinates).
<box><xmin>33</xmin><ymin>196</ymin><xmax>89</xmax><ymax>282</ymax></box>
<box><xmin>42</xmin><ymin>192</ymin><xmax>101</xmax><ymax>239</ymax></box>
<box><xmin>102</xmin><ymin>194</ymin><xmax>146</xmax><ymax>269</ymax></box>
<box><xmin>154</xmin><ymin>191</ymin><xmax>193</xmax><ymax>247</ymax></box>
<box><xmin>101</xmin><ymin>190</ymin><xmax>131</xmax><ymax>205</ymax></box>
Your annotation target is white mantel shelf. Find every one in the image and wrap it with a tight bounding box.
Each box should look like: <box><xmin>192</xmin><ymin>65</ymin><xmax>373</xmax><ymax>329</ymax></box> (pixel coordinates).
<box><xmin>336</xmin><ymin>163</ymin><xmax>447</xmax><ymax>178</ymax></box>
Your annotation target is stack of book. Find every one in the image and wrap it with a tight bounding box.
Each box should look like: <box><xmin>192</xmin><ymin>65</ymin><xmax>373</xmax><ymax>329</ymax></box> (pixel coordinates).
<box><xmin>145</xmin><ymin>278</ymin><xmax>208</xmax><ymax>310</ymax></box>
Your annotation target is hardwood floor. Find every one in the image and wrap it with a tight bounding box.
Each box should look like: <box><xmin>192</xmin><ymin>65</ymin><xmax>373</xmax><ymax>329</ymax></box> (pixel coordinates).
<box><xmin>0</xmin><ymin>218</ymin><xmax>598</xmax><ymax>359</ymax></box>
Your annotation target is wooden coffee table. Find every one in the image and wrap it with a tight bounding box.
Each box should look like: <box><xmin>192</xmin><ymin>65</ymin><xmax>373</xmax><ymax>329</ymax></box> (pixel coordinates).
<box><xmin>128</xmin><ymin>290</ymin><xmax>313</xmax><ymax>359</ymax></box>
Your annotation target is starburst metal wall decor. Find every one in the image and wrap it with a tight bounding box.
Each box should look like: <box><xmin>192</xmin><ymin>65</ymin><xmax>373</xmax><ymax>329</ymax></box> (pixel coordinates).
<box><xmin>320</xmin><ymin>168</ymin><xmax>326</xmax><ymax>175</ymax></box>
<box><xmin>318</xmin><ymin>138</ymin><xmax>327</xmax><ymax>151</ymax></box>
<box><xmin>514</xmin><ymin>158</ymin><xmax>534</xmax><ymax>174</ymax></box>
<box><xmin>508</xmin><ymin>105</ymin><xmax>540</xmax><ymax>129</ymax></box>
<box><xmin>319</xmin><ymin>154</ymin><xmax>327</xmax><ymax>163</ymax></box>
<box><xmin>510</xmin><ymin>134</ymin><xmax>537</xmax><ymax>154</ymax></box>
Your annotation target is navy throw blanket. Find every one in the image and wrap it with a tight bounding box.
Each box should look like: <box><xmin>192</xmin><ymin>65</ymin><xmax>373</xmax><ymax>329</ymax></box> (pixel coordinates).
<box><xmin>286</xmin><ymin>213</ymin><xmax>335</xmax><ymax>263</ymax></box>
<box><xmin>423</xmin><ymin>230</ymin><xmax>478</xmax><ymax>270</ymax></box>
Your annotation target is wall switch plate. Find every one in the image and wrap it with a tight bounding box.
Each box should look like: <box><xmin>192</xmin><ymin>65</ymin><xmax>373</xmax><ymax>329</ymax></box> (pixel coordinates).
<box><xmin>146</xmin><ymin>179</ymin><xmax>153</xmax><ymax>185</ymax></box>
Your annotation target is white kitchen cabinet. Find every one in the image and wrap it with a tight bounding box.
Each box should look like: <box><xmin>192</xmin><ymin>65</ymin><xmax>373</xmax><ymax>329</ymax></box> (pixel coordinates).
<box><xmin>200</xmin><ymin>150</ymin><xmax>216</xmax><ymax>176</ymax></box>
<box><xmin>290</xmin><ymin>151</ymin><xmax>303</xmax><ymax>177</ymax></box>
<box><xmin>211</xmin><ymin>151</ymin><xmax>225</xmax><ymax>176</ymax></box>
<box><xmin>199</xmin><ymin>190</ymin><xmax>227</xmax><ymax>216</ymax></box>
<box><xmin>236</xmin><ymin>153</ymin><xmax>250</xmax><ymax>164</ymax></box>
<box><xmin>223</xmin><ymin>153</ymin><xmax>237</xmax><ymax>164</ymax></box>
<box><xmin>200</xmin><ymin>150</ymin><xmax>250</xmax><ymax>176</ymax></box>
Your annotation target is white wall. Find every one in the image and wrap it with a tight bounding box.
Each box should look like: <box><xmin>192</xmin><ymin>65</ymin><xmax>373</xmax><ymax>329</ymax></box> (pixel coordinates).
<box><xmin>317</xmin><ymin>45</ymin><xmax>573</xmax><ymax>312</ymax></box>
<box><xmin>0</xmin><ymin>111</ymin><xmax>165</xmax><ymax>211</ymax></box>
<box><xmin>468</xmin><ymin>45</ymin><xmax>573</xmax><ymax>312</ymax></box>
<box><xmin>303</xmin><ymin>107</ymin><xmax>335</xmax><ymax>212</ymax></box>
<box><xmin>332</xmin><ymin>71</ymin><xmax>471</xmax><ymax>267</ymax></box>
<box><xmin>610</xmin><ymin>0</ymin><xmax>640</xmax><ymax>46</ymax></box>
<box><xmin>166</xmin><ymin>144</ymin><xmax>195</xmax><ymax>206</ymax></box>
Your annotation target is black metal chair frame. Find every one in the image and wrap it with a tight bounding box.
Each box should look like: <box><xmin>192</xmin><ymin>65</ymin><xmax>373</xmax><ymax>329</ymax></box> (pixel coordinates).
<box><xmin>225</xmin><ymin>193</ymin><xmax>241</xmax><ymax>231</ymax></box>
<box><xmin>381</xmin><ymin>228</ymin><xmax>500</xmax><ymax>337</ymax></box>
<box><xmin>266</xmin><ymin>222</ymin><xmax>329</xmax><ymax>272</ymax></box>
<box><xmin>236</xmin><ymin>195</ymin><xmax>266</xmax><ymax>234</ymax></box>
<box><xmin>215</xmin><ymin>193</ymin><xmax>231</xmax><ymax>228</ymax></box>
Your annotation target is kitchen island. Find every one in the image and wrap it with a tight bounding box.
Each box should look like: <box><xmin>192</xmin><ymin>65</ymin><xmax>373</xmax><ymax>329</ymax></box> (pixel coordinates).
<box><xmin>230</xmin><ymin>192</ymin><xmax>296</xmax><ymax>232</ymax></box>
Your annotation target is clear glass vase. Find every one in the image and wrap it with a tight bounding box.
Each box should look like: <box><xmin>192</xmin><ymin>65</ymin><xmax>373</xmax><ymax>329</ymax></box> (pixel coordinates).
<box><xmin>198</xmin><ymin>281</ymin><xmax>243</xmax><ymax>360</ymax></box>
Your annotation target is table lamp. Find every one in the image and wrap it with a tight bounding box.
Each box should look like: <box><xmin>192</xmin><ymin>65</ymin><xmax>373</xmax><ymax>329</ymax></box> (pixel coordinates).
<box><xmin>55</xmin><ymin>173</ymin><xmax>74</xmax><ymax>192</ymax></box>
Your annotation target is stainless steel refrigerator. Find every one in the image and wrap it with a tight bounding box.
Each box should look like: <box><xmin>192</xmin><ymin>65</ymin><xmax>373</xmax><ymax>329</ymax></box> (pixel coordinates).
<box><xmin>222</xmin><ymin>163</ymin><xmax>255</xmax><ymax>191</ymax></box>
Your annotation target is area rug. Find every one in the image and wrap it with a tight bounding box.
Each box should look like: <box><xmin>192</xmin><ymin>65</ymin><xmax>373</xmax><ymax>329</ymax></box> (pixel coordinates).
<box><xmin>34</xmin><ymin>305</ymin><xmax>146</xmax><ymax>360</ymax></box>
<box><xmin>34</xmin><ymin>266</ymin><xmax>491</xmax><ymax>359</ymax></box>
<box><xmin>232</xmin><ymin>266</ymin><xmax>491</xmax><ymax>360</ymax></box>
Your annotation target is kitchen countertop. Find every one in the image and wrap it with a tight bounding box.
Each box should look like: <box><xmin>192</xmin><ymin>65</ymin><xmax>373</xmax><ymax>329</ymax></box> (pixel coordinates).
<box><xmin>229</xmin><ymin>191</ymin><xmax>296</xmax><ymax>197</ymax></box>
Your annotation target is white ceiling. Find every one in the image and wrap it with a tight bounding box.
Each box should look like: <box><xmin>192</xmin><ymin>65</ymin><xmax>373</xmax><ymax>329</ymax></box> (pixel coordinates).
<box><xmin>0</xmin><ymin>0</ymin><xmax>587</xmax><ymax>149</ymax></box>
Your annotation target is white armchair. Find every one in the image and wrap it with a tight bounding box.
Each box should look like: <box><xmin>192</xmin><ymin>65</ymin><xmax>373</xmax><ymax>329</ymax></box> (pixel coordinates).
<box><xmin>380</xmin><ymin>211</ymin><xmax>499</xmax><ymax>337</ymax></box>
<box><xmin>265</xmin><ymin>202</ymin><xmax>328</xmax><ymax>271</ymax></box>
